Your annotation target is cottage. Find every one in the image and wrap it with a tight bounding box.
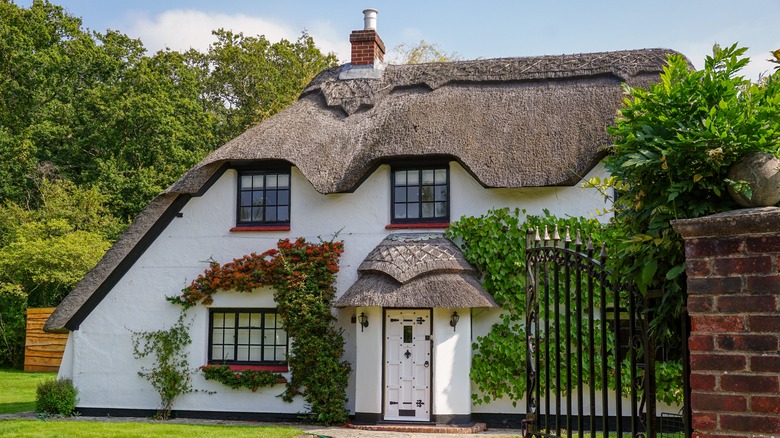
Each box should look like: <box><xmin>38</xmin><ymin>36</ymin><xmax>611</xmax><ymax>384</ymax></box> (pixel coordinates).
<box><xmin>46</xmin><ymin>9</ymin><xmax>677</xmax><ymax>426</ymax></box>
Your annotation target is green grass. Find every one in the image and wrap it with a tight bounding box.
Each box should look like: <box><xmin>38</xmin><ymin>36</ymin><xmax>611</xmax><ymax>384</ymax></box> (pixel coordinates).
<box><xmin>0</xmin><ymin>420</ymin><xmax>303</xmax><ymax>437</ymax></box>
<box><xmin>0</xmin><ymin>369</ymin><xmax>56</xmax><ymax>414</ymax></box>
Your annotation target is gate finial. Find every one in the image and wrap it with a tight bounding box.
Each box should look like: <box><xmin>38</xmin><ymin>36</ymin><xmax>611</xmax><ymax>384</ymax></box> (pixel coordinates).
<box><xmin>543</xmin><ymin>225</ymin><xmax>550</xmax><ymax>242</ymax></box>
<box><xmin>574</xmin><ymin>229</ymin><xmax>583</xmax><ymax>246</ymax></box>
<box><xmin>552</xmin><ymin>225</ymin><xmax>560</xmax><ymax>242</ymax></box>
<box><xmin>564</xmin><ymin>226</ymin><xmax>572</xmax><ymax>243</ymax></box>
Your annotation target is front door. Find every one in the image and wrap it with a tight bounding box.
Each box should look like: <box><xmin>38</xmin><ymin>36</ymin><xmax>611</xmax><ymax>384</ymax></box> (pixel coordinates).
<box><xmin>384</xmin><ymin>309</ymin><xmax>431</xmax><ymax>422</ymax></box>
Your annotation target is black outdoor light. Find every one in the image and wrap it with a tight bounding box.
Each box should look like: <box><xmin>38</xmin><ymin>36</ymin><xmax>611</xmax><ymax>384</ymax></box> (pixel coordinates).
<box><xmin>358</xmin><ymin>312</ymin><xmax>369</xmax><ymax>332</ymax></box>
<box><xmin>449</xmin><ymin>311</ymin><xmax>460</xmax><ymax>331</ymax></box>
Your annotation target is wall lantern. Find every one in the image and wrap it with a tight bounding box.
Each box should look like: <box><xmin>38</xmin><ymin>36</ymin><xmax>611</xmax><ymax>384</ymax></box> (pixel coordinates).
<box><xmin>450</xmin><ymin>311</ymin><xmax>460</xmax><ymax>331</ymax></box>
<box><xmin>358</xmin><ymin>312</ymin><xmax>369</xmax><ymax>332</ymax></box>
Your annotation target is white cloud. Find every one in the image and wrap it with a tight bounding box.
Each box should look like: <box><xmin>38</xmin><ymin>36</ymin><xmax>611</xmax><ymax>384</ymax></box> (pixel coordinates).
<box><xmin>123</xmin><ymin>9</ymin><xmax>349</xmax><ymax>61</ymax></box>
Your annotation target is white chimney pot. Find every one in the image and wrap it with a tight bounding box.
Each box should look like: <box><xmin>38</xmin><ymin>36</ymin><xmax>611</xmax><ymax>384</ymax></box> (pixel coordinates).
<box><xmin>362</xmin><ymin>8</ymin><xmax>378</xmax><ymax>31</ymax></box>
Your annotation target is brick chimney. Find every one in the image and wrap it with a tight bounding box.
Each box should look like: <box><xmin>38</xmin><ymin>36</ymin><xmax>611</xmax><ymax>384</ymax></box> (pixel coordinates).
<box><xmin>350</xmin><ymin>9</ymin><xmax>385</xmax><ymax>66</ymax></box>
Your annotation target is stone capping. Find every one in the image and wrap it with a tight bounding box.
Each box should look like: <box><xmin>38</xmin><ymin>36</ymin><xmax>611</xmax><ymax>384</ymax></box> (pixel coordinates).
<box><xmin>671</xmin><ymin>206</ymin><xmax>780</xmax><ymax>239</ymax></box>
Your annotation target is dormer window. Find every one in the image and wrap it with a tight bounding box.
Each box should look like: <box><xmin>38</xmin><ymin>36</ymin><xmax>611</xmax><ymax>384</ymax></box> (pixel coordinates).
<box><xmin>237</xmin><ymin>169</ymin><xmax>290</xmax><ymax>226</ymax></box>
<box><xmin>391</xmin><ymin>166</ymin><xmax>449</xmax><ymax>223</ymax></box>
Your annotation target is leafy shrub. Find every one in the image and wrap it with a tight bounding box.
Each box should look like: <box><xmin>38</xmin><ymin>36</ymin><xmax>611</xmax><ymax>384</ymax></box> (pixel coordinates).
<box><xmin>36</xmin><ymin>378</ymin><xmax>79</xmax><ymax>416</ymax></box>
<box><xmin>604</xmin><ymin>44</ymin><xmax>780</xmax><ymax>342</ymax></box>
<box><xmin>0</xmin><ymin>284</ymin><xmax>27</xmax><ymax>369</ymax></box>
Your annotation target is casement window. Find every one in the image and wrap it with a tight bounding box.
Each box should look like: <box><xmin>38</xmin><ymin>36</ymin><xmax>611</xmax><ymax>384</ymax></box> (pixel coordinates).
<box><xmin>208</xmin><ymin>309</ymin><xmax>288</xmax><ymax>365</ymax></box>
<box><xmin>237</xmin><ymin>170</ymin><xmax>290</xmax><ymax>226</ymax></box>
<box><xmin>391</xmin><ymin>166</ymin><xmax>449</xmax><ymax>223</ymax></box>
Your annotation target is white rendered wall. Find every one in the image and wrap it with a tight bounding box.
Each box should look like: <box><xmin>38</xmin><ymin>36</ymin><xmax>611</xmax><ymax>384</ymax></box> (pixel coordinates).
<box><xmin>353</xmin><ymin>306</ymin><xmax>383</xmax><ymax>415</ymax></box>
<box><xmin>68</xmin><ymin>161</ymin><xmax>611</xmax><ymax>414</ymax></box>
<box><xmin>432</xmin><ymin>308</ymin><xmax>471</xmax><ymax>417</ymax></box>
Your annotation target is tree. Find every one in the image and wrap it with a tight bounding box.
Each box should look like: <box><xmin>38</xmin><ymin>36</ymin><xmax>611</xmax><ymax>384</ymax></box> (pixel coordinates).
<box><xmin>388</xmin><ymin>39</ymin><xmax>459</xmax><ymax>64</ymax></box>
<box><xmin>0</xmin><ymin>178</ymin><xmax>119</xmax><ymax>307</ymax></box>
<box><xmin>193</xmin><ymin>30</ymin><xmax>338</xmax><ymax>141</ymax></box>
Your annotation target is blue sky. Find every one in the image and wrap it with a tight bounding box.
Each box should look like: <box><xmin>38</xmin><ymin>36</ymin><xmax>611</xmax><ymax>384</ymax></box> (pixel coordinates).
<box><xmin>18</xmin><ymin>1</ymin><xmax>780</xmax><ymax>80</ymax></box>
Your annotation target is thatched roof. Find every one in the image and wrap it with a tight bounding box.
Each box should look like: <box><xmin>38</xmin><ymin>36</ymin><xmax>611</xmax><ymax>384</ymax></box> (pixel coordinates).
<box><xmin>46</xmin><ymin>49</ymin><xmax>682</xmax><ymax>332</ymax></box>
<box><xmin>334</xmin><ymin>234</ymin><xmax>497</xmax><ymax>308</ymax></box>
<box><xmin>167</xmin><ymin>48</ymin><xmax>682</xmax><ymax>195</ymax></box>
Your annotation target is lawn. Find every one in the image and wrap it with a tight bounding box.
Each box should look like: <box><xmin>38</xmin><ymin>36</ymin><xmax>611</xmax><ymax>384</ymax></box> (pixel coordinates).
<box><xmin>0</xmin><ymin>369</ymin><xmax>304</xmax><ymax>437</ymax></box>
<box><xmin>0</xmin><ymin>421</ymin><xmax>303</xmax><ymax>437</ymax></box>
<box><xmin>0</xmin><ymin>369</ymin><xmax>55</xmax><ymax>414</ymax></box>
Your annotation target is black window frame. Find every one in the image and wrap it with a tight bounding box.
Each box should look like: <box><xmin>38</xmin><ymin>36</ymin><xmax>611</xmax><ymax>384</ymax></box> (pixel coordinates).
<box><xmin>390</xmin><ymin>165</ymin><xmax>450</xmax><ymax>224</ymax></box>
<box><xmin>207</xmin><ymin>308</ymin><xmax>288</xmax><ymax>366</ymax></box>
<box><xmin>236</xmin><ymin>168</ymin><xmax>291</xmax><ymax>226</ymax></box>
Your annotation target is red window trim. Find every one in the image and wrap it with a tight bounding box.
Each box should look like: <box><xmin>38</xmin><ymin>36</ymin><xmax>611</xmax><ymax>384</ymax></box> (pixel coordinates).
<box><xmin>385</xmin><ymin>222</ymin><xmax>450</xmax><ymax>230</ymax></box>
<box><xmin>221</xmin><ymin>364</ymin><xmax>289</xmax><ymax>373</ymax></box>
<box><xmin>230</xmin><ymin>225</ymin><xmax>291</xmax><ymax>232</ymax></box>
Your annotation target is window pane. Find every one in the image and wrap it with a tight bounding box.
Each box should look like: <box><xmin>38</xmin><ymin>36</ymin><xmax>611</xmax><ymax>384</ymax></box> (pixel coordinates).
<box><xmin>250</xmin><ymin>314</ymin><xmax>262</xmax><ymax>328</ymax></box>
<box><xmin>395</xmin><ymin>204</ymin><xmax>407</xmax><ymax>219</ymax></box>
<box><xmin>240</xmin><ymin>191</ymin><xmax>252</xmax><ymax>207</ymax></box>
<box><xmin>403</xmin><ymin>326</ymin><xmax>413</xmax><ymax>343</ymax></box>
<box><xmin>252</xmin><ymin>191</ymin><xmax>264</xmax><ymax>206</ymax></box>
<box><xmin>422</xmin><ymin>169</ymin><xmax>434</xmax><ymax>185</ymax></box>
<box><xmin>223</xmin><ymin>314</ymin><xmax>235</xmax><ymax>328</ymax></box>
<box><xmin>238</xmin><ymin>313</ymin><xmax>250</xmax><ymax>327</ymax></box>
<box><xmin>276</xmin><ymin>330</ymin><xmax>287</xmax><ymax>345</ymax></box>
<box><xmin>241</xmin><ymin>176</ymin><xmax>252</xmax><ymax>189</ymax></box>
<box><xmin>249</xmin><ymin>346</ymin><xmax>262</xmax><ymax>361</ymax></box>
<box><xmin>407</xmin><ymin>203</ymin><xmax>419</xmax><ymax>219</ymax></box>
<box><xmin>277</xmin><ymin>173</ymin><xmax>289</xmax><ymax>188</ymax></box>
<box><xmin>278</xmin><ymin>190</ymin><xmax>289</xmax><ymax>205</ymax></box>
<box><xmin>267</xmin><ymin>174</ymin><xmax>278</xmax><ymax>188</ymax></box>
<box><xmin>237</xmin><ymin>329</ymin><xmax>249</xmax><ymax>344</ymax></box>
<box><xmin>275</xmin><ymin>346</ymin><xmax>286</xmax><ymax>360</ymax></box>
<box><xmin>435</xmin><ymin>202</ymin><xmax>447</xmax><ymax>218</ymax></box>
<box><xmin>394</xmin><ymin>187</ymin><xmax>406</xmax><ymax>202</ymax></box>
<box><xmin>266</xmin><ymin>190</ymin><xmax>277</xmax><ymax>205</ymax></box>
<box><xmin>421</xmin><ymin>186</ymin><xmax>434</xmax><ymax>202</ymax></box>
<box><xmin>435</xmin><ymin>168</ymin><xmax>447</xmax><ymax>184</ymax></box>
<box><xmin>435</xmin><ymin>185</ymin><xmax>447</xmax><ymax>202</ymax></box>
<box><xmin>240</xmin><ymin>207</ymin><xmax>251</xmax><ymax>222</ymax></box>
<box><xmin>422</xmin><ymin>202</ymin><xmax>434</xmax><ymax>218</ymax></box>
<box><xmin>237</xmin><ymin>346</ymin><xmax>249</xmax><ymax>361</ymax></box>
<box><xmin>265</xmin><ymin>314</ymin><xmax>277</xmax><ymax>328</ymax></box>
<box><xmin>213</xmin><ymin>313</ymin><xmax>225</xmax><ymax>328</ymax></box>
<box><xmin>407</xmin><ymin>170</ymin><xmax>419</xmax><ymax>185</ymax></box>
<box><xmin>407</xmin><ymin>187</ymin><xmax>419</xmax><ymax>203</ymax></box>
<box><xmin>277</xmin><ymin>207</ymin><xmax>289</xmax><ymax>222</ymax></box>
<box><xmin>223</xmin><ymin>345</ymin><xmax>235</xmax><ymax>360</ymax></box>
<box><xmin>252</xmin><ymin>207</ymin><xmax>263</xmax><ymax>222</ymax></box>
<box><xmin>265</xmin><ymin>207</ymin><xmax>277</xmax><ymax>222</ymax></box>
<box><xmin>394</xmin><ymin>171</ymin><xmax>407</xmax><ymax>186</ymax></box>
<box><xmin>250</xmin><ymin>329</ymin><xmax>261</xmax><ymax>344</ymax></box>
<box><xmin>264</xmin><ymin>346</ymin><xmax>275</xmax><ymax>361</ymax></box>
<box><xmin>212</xmin><ymin>346</ymin><xmax>224</xmax><ymax>360</ymax></box>
<box><xmin>222</xmin><ymin>329</ymin><xmax>235</xmax><ymax>344</ymax></box>
<box><xmin>252</xmin><ymin>175</ymin><xmax>264</xmax><ymax>189</ymax></box>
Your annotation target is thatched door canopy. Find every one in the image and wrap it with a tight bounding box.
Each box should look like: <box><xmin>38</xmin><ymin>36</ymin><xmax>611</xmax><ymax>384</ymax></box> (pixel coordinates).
<box><xmin>335</xmin><ymin>234</ymin><xmax>497</xmax><ymax>309</ymax></box>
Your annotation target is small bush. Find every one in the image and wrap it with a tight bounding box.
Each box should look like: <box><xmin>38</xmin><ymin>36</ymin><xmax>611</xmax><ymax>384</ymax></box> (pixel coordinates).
<box><xmin>36</xmin><ymin>378</ymin><xmax>78</xmax><ymax>416</ymax></box>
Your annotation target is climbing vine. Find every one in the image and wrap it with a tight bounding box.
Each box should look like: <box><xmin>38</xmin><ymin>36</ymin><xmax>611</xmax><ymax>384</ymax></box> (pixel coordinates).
<box><xmin>167</xmin><ymin>238</ymin><xmax>351</xmax><ymax>425</ymax></box>
<box><xmin>130</xmin><ymin>313</ymin><xmax>194</xmax><ymax>420</ymax></box>
<box><xmin>200</xmin><ymin>365</ymin><xmax>285</xmax><ymax>392</ymax></box>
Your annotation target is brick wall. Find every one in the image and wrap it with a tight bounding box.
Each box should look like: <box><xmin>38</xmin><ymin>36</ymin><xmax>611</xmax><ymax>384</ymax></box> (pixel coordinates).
<box><xmin>673</xmin><ymin>207</ymin><xmax>780</xmax><ymax>437</ymax></box>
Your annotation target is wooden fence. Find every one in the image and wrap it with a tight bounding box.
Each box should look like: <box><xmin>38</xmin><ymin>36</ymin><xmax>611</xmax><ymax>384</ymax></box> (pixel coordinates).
<box><xmin>24</xmin><ymin>308</ymin><xmax>68</xmax><ymax>373</ymax></box>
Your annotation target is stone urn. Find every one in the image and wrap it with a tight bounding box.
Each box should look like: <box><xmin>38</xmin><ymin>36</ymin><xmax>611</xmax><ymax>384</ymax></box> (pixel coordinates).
<box><xmin>727</xmin><ymin>152</ymin><xmax>780</xmax><ymax>207</ymax></box>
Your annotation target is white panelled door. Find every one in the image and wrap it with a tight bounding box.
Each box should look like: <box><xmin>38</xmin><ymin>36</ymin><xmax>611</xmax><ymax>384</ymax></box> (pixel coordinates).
<box><xmin>384</xmin><ymin>309</ymin><xmax>431</xmax><ymax>422</ymax></box>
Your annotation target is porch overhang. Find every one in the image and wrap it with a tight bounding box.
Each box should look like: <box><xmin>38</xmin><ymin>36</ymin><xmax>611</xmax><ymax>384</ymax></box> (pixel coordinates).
<box><xmin>334</xmin><ymin>234</ymin><xmax>497</xmax><ymax>309</ymax></box>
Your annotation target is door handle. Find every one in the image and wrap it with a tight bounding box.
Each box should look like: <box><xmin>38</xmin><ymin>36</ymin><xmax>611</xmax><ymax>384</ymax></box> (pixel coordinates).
<box><xmin>424</xmin><ymin>361</ymin><xmax>429</xmax><ymax>368</ymax></box>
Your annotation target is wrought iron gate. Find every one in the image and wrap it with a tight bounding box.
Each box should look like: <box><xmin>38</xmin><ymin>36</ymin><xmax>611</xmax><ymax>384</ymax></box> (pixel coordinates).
<box><xmin>524</xmin><ymin>226</ymin><xmax>656</xmax><ymax>437</ymax></box>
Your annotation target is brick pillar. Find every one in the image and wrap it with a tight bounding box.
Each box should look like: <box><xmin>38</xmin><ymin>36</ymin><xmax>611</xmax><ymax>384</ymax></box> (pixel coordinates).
<box><xmin>672</xmin><ymin>207</ymin><xmax>780</xmax><ymax>437</ymax></box>
<box><xmin>350</xmin><ymin>30</ymin><xmax>385</xmax><ymax>66</ymax></box>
